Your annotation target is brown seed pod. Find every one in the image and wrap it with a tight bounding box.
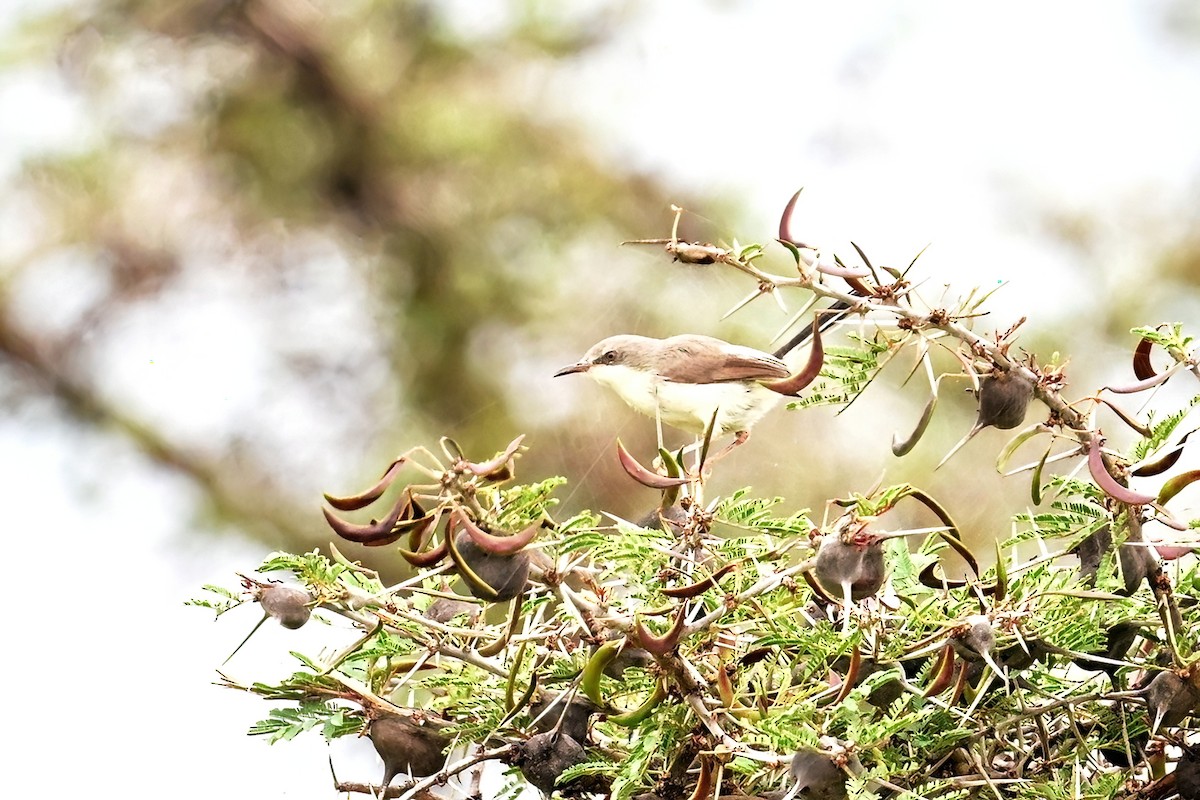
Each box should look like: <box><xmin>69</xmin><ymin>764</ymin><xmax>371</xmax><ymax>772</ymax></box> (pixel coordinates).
<box><xmin>949</xmin><ymin>615</ymin><xmax>996</xmax><ymax>663</ymax></box>
<box><xmin>788</xmin><ymin>748</ymin><xmax>848</xmax><ymax>800</ymax></box>
<box><xmin>450</xmin><ymin>530</ymin><xmax>530</xmax><ymax>602</ymax></box>
<box><xmin>528</xmin><ymin>691</ymin><xmax>598</xmax><ymax>742</ymax></box>
<box><xmin>1143</xmin><ymin>670</ymin><xmax>1200</xmax><ymax>732</ymax></box>
<box><xmin>368</xmin><ymin>714</ymin><xmax>450</xmax><ymax>786</ymax></box>
<box><xmin>938</xmin><ymin>370</ymin><xmax>1035</xmax><ymax>467</ymax></box>
<box><xmin>258</xmin><ymin>585</ymin><xmax>312</xmax><ymax>630</ymax></box>
<box><xmin>1176</xmin><ymin>745</ymin><xmax>1200</xmax><ymax>800</ymax></box>
<box><xmin>977</xmin><ymin>370</ymin><xmax>1034</xmax><ymax>430</ymax></box>
<box><xmin>814</xmin><ymin>532</ymin><xmax>886</xmax><ymax>602</ymax></box>
<box><xmin>513</xmin><ymin>732</ymin><xmax>588</xmax><ymax>795</ymax></box>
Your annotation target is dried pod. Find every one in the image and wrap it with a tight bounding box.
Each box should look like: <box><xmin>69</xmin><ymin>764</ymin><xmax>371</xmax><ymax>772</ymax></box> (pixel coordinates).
<box><xmin>633</xmin><ymin>504</ymin><xmax>689</xmax><ymax>533</ymax></box>
<box><xmin>259</xmin><ymin>585</ymin><xmax>312</xmax><ymax>630</ymax></box>
<box><xmin>323</xmin><ymin>458</ymin><xmax>407</xmax><ymax>511</ymax></box>
<box><xmin>465</xmin><ymin>434</ymin><xmax>526</xmax><ymax>480</ymax></box>
<box><xmin>1133</xmin><ymin>335</ymin><xmax>1158</xmax><ymax>381</ymax></box>
<box><xmin>369</xmin><ymin>714</ymin><xmax>450</xmax><ymax>786</ymax></box>
<box><xmin>529</xmin><ymin>691</ymin><xmax>598</xmax><ymax>743</ymax></box>
<box><xmin>950</xmin><ymin>615</ymin><xmax>996</xmax><ymax>663</ymax></box>
<box><xmin>322</xmin><ymin>492</ymin><xmax>410</xmax><ymax>547</ymax></box>
<box><xmin>814</xmin><ymin>532</ymin><xmax>886</xmax><ymax>602</ymax></box>
<box><xmin>616</xmin><ymin>440</ymin><xmax>690</xmax><ymax>490</ymax></box>
<box><xmin>764</xmin><ymin>319</ymin><xmax>824</xmax><ymax>397</ymax></box>
<box><xmin>1072</xmin><ymin>524</ymin><xmax>1112</xmax><ymax>587</ymax></box>
<box><xmin>449</xmin><ymin>530</ymin><xmax>530</xmax><ymax>602</ymax></box>
<box><xmin>1144</xmin><ymin>670</ymin><xmax>1200</xmax><ymax>732</ymax></box>
<box><xmin>452</xmin><ymin>508</ymin><xmax>539</xmax><ymax>556</ymax></box>
<box><xmin>938</xmin><ymin>370</ymin><xmax>1035</xmax><ymax>468</ymax></box>
<box><xmin>1131</xmin><ymin>428</ymin><xmax>1194</xmax><ymax>477</ymax></box>
<box><xmin>788</xmin><ymin>748</ymin><xmax>848</xmax><ymax>800</ymax></box>
<box><xmin>1176</xmin><ymin>745</ymin><xmax>1200</xmax><ymax>800</ymax></box>
<box><xmin>1118</xmin><ymin>514</ymin><xmax>1157</xmax><ymax>596</ymax></box>
<box><xmin>978</xmin><ymin>370</ymin><xmax>1034</xmax><ymax>430</ymax></box>
<box><xmin>513</xmin><ymin>732</ymin><xmax>588</xmax><ymax>795</ymax></box>
<box><xmin>424</xmin><ymin>596</ymin><xmax>481</xmax><ymax>625</ymax></box>
<box><xmin>1087</xmin><ymin>438</ymin><xmax>1156</xmax><ymax>506</ymax></box>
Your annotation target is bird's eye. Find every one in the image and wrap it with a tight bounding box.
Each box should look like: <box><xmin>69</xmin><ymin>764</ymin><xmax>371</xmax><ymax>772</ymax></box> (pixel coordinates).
<box><xmin>599</xmin><ymin>350</ymin><xmax>618</xmax><ymax>364</ymax></box>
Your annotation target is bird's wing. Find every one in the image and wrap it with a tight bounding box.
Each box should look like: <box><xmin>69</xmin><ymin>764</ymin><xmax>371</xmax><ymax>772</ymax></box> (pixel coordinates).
<box><xmin>658</xmin><ymin>335</ymin><xmax>790</xmax><ymax>383</ymax></box>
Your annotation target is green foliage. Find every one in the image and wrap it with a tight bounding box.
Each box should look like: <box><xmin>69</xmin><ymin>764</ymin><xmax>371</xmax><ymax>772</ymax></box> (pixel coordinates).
<box><xmin>792</xmin><ymin>333</ymin><xmax>891</xmax><ymax>409</ymax></box>
<box><xmin>195</xmin><ymin>219</ymin><xmax>1200</xmax><ymax>800</ymax></box>
<box><xmin>185</xmin><ymin>584</ymin><xmax>243</xmax><ymax>616</ymax></box>
<box><xmin>249</xmin><ymin>701</ymin><xmax>363</xmax><ymax>743</ymax></box>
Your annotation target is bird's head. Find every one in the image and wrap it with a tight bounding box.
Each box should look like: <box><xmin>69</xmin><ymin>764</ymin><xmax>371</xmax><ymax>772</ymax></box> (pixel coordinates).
<box><xmin>553</xmin><ymin>335</ymin><xmax>658</xmax><ymax>378</ymax></box>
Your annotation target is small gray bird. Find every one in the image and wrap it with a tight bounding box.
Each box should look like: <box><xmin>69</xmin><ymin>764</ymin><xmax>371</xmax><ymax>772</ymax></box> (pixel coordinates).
<box><xmin>554</xmin><ymin>334</ymin><xmax>792</xmax><ymax>440</ymax></box>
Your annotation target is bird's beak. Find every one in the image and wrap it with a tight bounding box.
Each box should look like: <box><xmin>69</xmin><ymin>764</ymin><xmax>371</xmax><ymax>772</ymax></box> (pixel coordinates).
<box><xmin>553</xmin><ymin>362</ymin><xmax>590</xmax><ymax>377</ymax></box>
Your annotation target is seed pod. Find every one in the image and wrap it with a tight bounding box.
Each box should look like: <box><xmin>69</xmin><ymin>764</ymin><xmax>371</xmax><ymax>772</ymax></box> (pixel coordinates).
<box><xmin>368</xmin><ymin>714</ymin><xmax>450</xmax><ymax>786</ymax></box>
<box><xmin>938</xmin><ymin>370</ymin><xmax>1035</xmax><ymax>467</ymax></box>
<box><xmin>1144</xmin><ymin>670</ymin><xmax>1200</xmax><ymax>732</ymax></box>
<box><xmin>1118</xmin><ymin>514</ymin><xmax>1157</xmax><ymax>596</ymax></box>
<box><xmin>788</xmin><ymin>748</ymin><xmax>848</xmax><ymax>800</ymax></box>
<box><xmin>814</xmin><ymin>532</ymin><xmax>886</xmax><ymax>602</ymax></box>
<box><xmin>950</xmin><ymin>615</ymin><xmax>996</xmax><ymax>663</ymax></box>
<box><xmin>633</xmin><ymin>504</ymin><xmax>688</xmax><ymax>534</ymax></box>
<box><xmin>449</xmin><ymin>530</ymin><xmax>530</xmax><ymax>602</ymax></box>
<box><xmin>259</xmin><ymin>585</ymin><xmax>312</xmax><ymax>630</ymax></box>
<box><xmin>424</xmin><ymin>596</ymin><xmax>481</xmax><ymax>625</ymax></box>
<box><xmin>513</xmin><ymin>732</ymin><xmax>588</xmax><ymax>795</ymax></box>
<box><xmin>529</xmin><ymin>691</ymin><xmax>598</xmax><ymax>742</ymax></box>
<box><xmin>1176</xmin><ymin>745</ymin><xmax>1200</xmax><ymax>800</ymax></box>
<box><xmin>978</xmin><ymin>370</ymin><xmax>1034</xmax><ymax>430</ymax></box>
<box><xmin>1072</xmin><ymin>524</ymin><xmax>1112</xmax><ymax>587</ymax></box>
<box><xmin>602</xmin><ymin>643</ymin><xmax>654</xmax><ymax>680</ymax></box>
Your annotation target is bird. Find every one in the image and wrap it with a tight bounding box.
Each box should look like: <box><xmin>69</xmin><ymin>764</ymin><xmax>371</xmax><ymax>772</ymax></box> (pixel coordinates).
<box><xmin>554</xmin><ymin>333</ymin><xmax>793</xmax><ymax>442</ymax></box>
<box><xmin>554</xmin><ymin>302</ymin><xmax>851</xmax><ymax>452</ymax></box>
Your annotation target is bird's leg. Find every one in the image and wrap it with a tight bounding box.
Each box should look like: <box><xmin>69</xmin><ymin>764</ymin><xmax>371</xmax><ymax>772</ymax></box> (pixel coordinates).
<box><xmin>654</xmin><ymin>392</ymin><xmax>666</xmax><ymax>452</ymax></box>
<box><xmin>705</xmin><ymin>430</ymin><xmax>751</xmax><ymax>466</ymax></box>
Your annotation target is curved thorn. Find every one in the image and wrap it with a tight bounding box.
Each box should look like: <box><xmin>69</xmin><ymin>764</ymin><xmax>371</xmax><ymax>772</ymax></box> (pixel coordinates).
<box><xmin>1087</xmin><ymin>438</ymin><xmax>1156</xmax><ymax>505</ymax></box>
<box><xmin>765</xmin><ymin>319</ymin><xmax>824</xmax><ymax>397</ymax></box>
<box><xmin>777</xmin><ymin>188</ymin><xmax>810</xmax><ymax>248</ymax></box>
<box><xmin>1133</xmin><ymin>428</ymin><xmax>1196</xmax><ymax>477</ymax></box>
<box><xmin>616</xmin><ymin>440</ymin><xmax>690</xmax><ymax>489</ymax></box>
<box><xmin>467</xmin><ymin>434</ymin><xmax>526</xmax><ymax>479</ymax></box>
<box><xmin>323</xmin><ymin>458</ymin><xmax>407</xmax><ymax>511</ymax></box>
<box><xmin>661</xmin><ymin>562</ymin><xmax>738</xmax><ymax>598</ymax></box>
<box><xmin>633</xmin><ymin>606</ymin><xmax>688</xmax><ymax>656</ymax></box>
<box><xmin>452</xmin><ymin>508</ymin><xmax>539</xmax><ymax>556</ymax></box>
<box><xmin>321</xmin><ymin>493</ymin><xmax>409</xmax><ymax>545</ymax></box>
<box><xmin>398</xmin><ymin>536</ymin><xmax>449</xmax><ymax>568</ymax></box>
<box><xmin>1157</xmin><ymin>469</ymin><xmax>1200</xmax><ymax>506</ymax></box>
<box><xmin>1133</xmin><ymin>336</ymin><xmax>1158</xmax><ymax>381</ymax></box>
<box><xmin>892</xmin><ymin>392</ymin><xmax>938</xmax><ymax>457</ymax></box>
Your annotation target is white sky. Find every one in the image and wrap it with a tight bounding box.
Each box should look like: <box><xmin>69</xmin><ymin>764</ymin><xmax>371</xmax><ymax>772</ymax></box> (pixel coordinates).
<box><xmin>4</xmin><ymin>2</ymin><xmax>1200</xmax><ymax>797</ymax></box>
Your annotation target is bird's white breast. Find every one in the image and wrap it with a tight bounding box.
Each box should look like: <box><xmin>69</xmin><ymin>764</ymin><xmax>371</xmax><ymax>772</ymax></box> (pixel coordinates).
<box><xmin>587</xmin><ymin>364</ymin><xmax>782</xmax><ymax>435</ymax></box>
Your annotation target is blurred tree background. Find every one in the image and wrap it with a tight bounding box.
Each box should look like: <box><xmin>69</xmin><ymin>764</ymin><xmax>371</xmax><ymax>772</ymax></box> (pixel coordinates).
<box><xmin>2</xmin><ymin>0</ymin><xmax>1199</xmax><ymax>797</ymax></box>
